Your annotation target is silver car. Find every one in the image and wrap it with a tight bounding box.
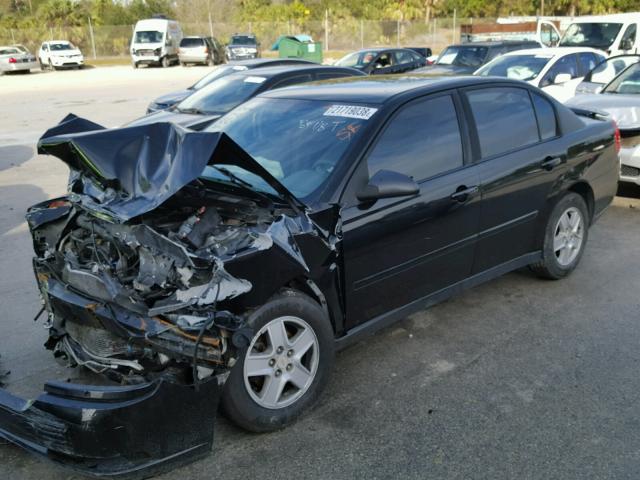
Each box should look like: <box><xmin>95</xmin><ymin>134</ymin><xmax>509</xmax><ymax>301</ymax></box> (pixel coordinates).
<box><xmin>178</xmin><ymin>36</ymin><xmax>221</xmax><ymax>66</ymax></box>
<box><xmin>567</xmin><ymin>61</ymin><xmax>640</xmax><ymax>186</ymax></box>
<box><xmin>0</xmin><ymin>45</ymin><xmax>38</xmax><ymax>74</ymax></box>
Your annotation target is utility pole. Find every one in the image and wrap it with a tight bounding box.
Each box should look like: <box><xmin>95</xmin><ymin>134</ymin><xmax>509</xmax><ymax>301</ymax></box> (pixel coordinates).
<box><xmin>452</xmin><ymin>9</ymin><xmax>457</xmax><ymax>43</ymax></box>
<box><xmin>88</xmin><ymin>17</ymin><xmax>97</xmax><ymax>59</ymax></box>
<box><xmin>324</xmin><ymin>9</ymin><xmax>329</xmax><ymax>51</ymax></box>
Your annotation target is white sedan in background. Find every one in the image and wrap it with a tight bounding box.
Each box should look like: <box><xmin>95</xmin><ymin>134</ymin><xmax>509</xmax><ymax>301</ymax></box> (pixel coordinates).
<box><xmin>38</xmin><ymin>41</ymin><xmax>84</xmax><ymax>70</ymax></box>
<box><xmin>475</xmin><ymin>47</ymin><xmax>606</xmax><ymax>102</ymax></box>
<box><xmin>0</xmin><ymin>45</ymin><xmax>38</xmax><ymax>74</ymax></box>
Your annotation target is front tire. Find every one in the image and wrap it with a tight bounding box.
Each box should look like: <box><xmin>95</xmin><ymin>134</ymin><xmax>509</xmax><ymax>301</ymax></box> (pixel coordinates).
<box><xmin>221</xmin><ymin>290</ymin><xmax>334</xmax><ymax>432</ymax></box>
<box><xmin>530</xmin><ymin>192</ymin><xmax>589</xmax><ymax>279</ymax></box>
<box><xmin>161</xmin><ymin>56</ymin><xmax>170</xmax><ymax>68</ymax></box>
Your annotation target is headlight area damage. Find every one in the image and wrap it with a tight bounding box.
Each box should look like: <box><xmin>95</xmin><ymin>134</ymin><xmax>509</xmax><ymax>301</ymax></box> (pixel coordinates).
<box><xmin>0</xmin><ymin>115</ymin><xmax>340</xmax><ymax>478</ymax></box>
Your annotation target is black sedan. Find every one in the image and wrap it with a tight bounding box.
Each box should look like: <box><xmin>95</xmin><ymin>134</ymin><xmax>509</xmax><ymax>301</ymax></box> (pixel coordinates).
<box><xmin>131</xmin><ymin>64</ymin><xmax>365</xmax><ymax>130</ymax></box>
<box><xmin>414</xmin><ymin>40</ymin><xmax>540</xmax><ymax>75</ymax></box>
<box><xmin>147</xmin><ymin>58</ymin><xmax>317</xmax><ymax>113</ymax></box>
<box><xmin>334</xmin><ymin>47</ymin><xmax>426</xmax><ymax>74</ymax></box>
<box><xmin>2</xmin><ymin>76</ymin><xmax>619</xmax><ymax>478</ymax></box>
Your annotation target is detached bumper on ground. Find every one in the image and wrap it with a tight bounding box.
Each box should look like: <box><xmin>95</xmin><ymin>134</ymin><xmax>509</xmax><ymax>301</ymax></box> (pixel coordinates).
<box><xmin>0</xmin><ymin>375</ymin><xmax>224</xmax><ymax>478</ymax></box>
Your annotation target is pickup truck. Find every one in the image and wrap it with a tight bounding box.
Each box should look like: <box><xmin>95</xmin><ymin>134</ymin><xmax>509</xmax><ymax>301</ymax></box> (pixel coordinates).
<box><xmin>0</xmin><ymin>76</ymin><xmax>619</xmax><ymax>478</ymax></box>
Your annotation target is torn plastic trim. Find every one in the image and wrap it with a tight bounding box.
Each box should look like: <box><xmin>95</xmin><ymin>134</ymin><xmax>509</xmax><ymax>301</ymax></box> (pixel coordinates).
<box><xmin>0</xmin><ymin>374</ymin><xmax>225</xmax><ymax>479</ymax></box>
<box><xmin>37</xmin><ymin>114</ymin><xmax>306</xmax><ymax>222</ymax></box>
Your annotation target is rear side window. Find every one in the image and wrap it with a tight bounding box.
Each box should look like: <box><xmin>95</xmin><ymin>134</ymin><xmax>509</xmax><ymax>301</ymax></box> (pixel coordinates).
<box><xmin>466</xmin><ymin>87</ymin><xmax>539</xmax><ymax>158</ymax></box>
<box><xmin>180</xmin><ymin>38</ymin><xmax>205</xmax><ymax>47</ymax></box>
<box><xmin>532</xmin><ymin>93</ymin><xmax>558</xmax><ymax>140</ymax></box>
<box><xmin>578</xmin><ymin>52</ymin><xmax>599</xmax><ymax>76</ymax></box>
<box><xmin>394</xmin><ymin>50</ymin><xmax>414</xmax><ymax>64</ymax></box>
<box><xmin>367</xmin><ymin>95</ymin><xmax>463</xmax><ymax>181</ymax></box>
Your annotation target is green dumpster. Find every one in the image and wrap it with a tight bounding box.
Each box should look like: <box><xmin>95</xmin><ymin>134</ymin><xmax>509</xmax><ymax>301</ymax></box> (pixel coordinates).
<box><xmin>271</xmin><ymin>35</ymin><xmax>323</xmax><ymax>63</ymax></box>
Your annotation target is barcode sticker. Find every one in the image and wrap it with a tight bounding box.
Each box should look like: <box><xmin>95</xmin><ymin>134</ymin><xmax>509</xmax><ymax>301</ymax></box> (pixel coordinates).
<box><xmin>323</xmin><ymin>105</ymin><xmax>378</xmax><ymax>120</ymax></box>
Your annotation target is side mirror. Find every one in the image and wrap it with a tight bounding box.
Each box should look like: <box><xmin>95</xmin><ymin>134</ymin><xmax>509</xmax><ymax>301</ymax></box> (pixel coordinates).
<box><xmin>554</xmin><ymin>73</ymin><xmax>572</xmax><ymax>84</ymax></box>
<box><xmin>356</xmin><ymin>170</ymin><xmax>419</xmax><ymax>202</ymax></box>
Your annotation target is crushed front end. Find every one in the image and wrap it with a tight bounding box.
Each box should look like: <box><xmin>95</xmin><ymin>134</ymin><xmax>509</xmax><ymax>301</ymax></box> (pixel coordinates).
<box><xmin>0</xmin><ymin>115</ymin><xmax>338</xmax><ymax>478</ymax></box>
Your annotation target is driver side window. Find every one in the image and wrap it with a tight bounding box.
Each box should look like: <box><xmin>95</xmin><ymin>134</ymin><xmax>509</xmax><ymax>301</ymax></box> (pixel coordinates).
<box><xmin>620</xmin><ymin>24</ymin><xmax>637</xmax><ymax>49</ymax></box>
<box><xmin>541</xmin><ymin>54</ymin><xmax>578</xmax><ymax>87</ymax></box>
<box><xmin>366</xmin><ymin>94</ymin><xmax>463</xmax><ymax>182</ymax></box>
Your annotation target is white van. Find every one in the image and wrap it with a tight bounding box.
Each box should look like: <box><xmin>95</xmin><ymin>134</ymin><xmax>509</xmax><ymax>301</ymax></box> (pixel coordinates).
<box><xmin>559</xmin><ymin>13</ymin><xmax>640</xmax><ymax>56</ymax></box>
<box><xmin>131</xmin><ymin>18</ymin><xmax>183</xmax><ymax>68</ymax></box>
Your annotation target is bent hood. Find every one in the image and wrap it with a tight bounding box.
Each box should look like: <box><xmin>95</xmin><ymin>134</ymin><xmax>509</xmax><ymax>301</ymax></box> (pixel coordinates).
<box><xmin>125</xmin><ymin>109</ymin><xmax>221</xmax><ymax>130</ymax></box>
<box><xmin>566</xmin><ymin>93</ymin><xmax>640</xmax><ymax>131</ymax></box>
<box><xmin>38</xmin><ymin>114</ymin><xmax>304</xmax><ymax>222</ymax></box>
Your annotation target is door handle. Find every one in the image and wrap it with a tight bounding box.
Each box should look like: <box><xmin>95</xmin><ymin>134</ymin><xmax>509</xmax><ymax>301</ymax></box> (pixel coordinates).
<box><xmin>450</xmin><ymin>185</ymin><xmax>479</xmax><ymax>202</ymax></box>
<box><xmin>541</xmin><ymin>155</ymin><xmax>563</xmax><ymax>171</ymax></box>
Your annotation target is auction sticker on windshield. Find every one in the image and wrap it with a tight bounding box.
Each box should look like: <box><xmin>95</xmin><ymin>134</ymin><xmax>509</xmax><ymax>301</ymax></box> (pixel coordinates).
<box><xmin>244</xmin><ymin>76</ymin><xmax>267</xmax><ymax>83</ymax></box>
<box><xmin>324</xmin><ymin>105</ymin><xmax>378</xmax><ymax>120</ymax></box>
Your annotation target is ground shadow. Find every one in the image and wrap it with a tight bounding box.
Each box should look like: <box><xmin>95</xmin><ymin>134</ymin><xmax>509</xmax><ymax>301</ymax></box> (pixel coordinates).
<box><xmin>0</xmin><ymin>183</ymin><xmax>49</xmax><ymax>236</ymax></box>
<box><xmin>0</xmin><ymin>145</ymin><xmax>34</xmax><ymax>171</ymax></box>
<box><xmin>617</xmin><ymin>182</ymin><xmax>640</xmax><ymax>199</ymax></box>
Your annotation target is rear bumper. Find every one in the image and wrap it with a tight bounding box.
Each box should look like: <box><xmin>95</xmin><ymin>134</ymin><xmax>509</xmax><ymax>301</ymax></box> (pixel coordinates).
<box><xmin>179</xmin><ymin>53</ymin><xmax>208</xmax><ymax>63</ymax></box>
<box><xmin>619</xmin><ymin>145</ymin><xmax>640</xmax><ymax>185</ymax></box>
<box><xmin>2</xmin><ymin>60</ymin><xmax>38</xmax><ymax>72</ymax></box>
<box><xmin>0</xmin><ymin>374</ymin><xmax>225</xmax><ymax>478</ymax></box>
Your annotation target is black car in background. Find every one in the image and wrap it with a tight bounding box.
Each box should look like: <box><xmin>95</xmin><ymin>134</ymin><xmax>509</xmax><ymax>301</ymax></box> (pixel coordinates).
<box><xmin>334</xmin><ymin>47</ymin><xmax>427</xmax><ymax>74</ymax></box>
<box><xmin>226</xmin><ymin>33</ymin><xmax>260</xmax><ymax>61</ymax></box>
<box><xmin>147</xmin><ymin>58</ymin><xmax>317</xmax><ymax>113</ymax></box>
<box><xmin>414</xmin><ymin>40</ymin><xmax>541</xmax><ymax>75</ymax></box>
<box><xmin>178</xmin><ymin>36</ymin><xmax>225</xmax><ymax>66</ymax></box>
<box><xmin>3</xmin><ymin>75</ymin><xmax>619</xmax><ymax>478</ymax></box>
<box><xmin>132</xmin><ymin>64</ymin><xmax>365</xmax><ymax>130</ymax></box>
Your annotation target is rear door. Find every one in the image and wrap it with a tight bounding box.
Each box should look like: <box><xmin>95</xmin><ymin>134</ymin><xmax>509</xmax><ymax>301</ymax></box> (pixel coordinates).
<box><xmin>462</xmin><ymin>86</ymin><xmax>565</xmax><ymax>273</ymax></box>
<box><xmin>340</xmin><ymin>92</ymin><xmax>482</xmax><ymax>328</ymax></box>
<box><xmin>393</xmin><ymin>50</ymin><xmax>417</xmax><ymax>72</ymax></box>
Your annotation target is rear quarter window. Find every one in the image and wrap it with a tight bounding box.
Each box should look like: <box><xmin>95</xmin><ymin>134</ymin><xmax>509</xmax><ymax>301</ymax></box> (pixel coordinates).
<box><xmin>466</xmin><ymin>87</ymin><xmax>540</xmax><ymax>158</ymax></box>
<box><xmin>532</xmin><ymin>93</ymin><xmax>558</xmax><ymax>140</ymax></box>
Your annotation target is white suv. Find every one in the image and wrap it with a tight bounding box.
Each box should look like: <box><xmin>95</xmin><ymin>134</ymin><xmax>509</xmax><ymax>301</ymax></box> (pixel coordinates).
<box><xmin>39</xmin><ymin>41</ymin><xmax>84</xmax><ymax>70</ymax></box>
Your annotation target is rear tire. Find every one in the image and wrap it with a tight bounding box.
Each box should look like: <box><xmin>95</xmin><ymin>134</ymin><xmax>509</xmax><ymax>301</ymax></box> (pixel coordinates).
<box><xmin>530</xmin><ymin>192</ymin><xmax>589</xmax><ymax>280</ymax></box>
<box><xmin>221</xmin><ymin>290</ymin><xmax>334</xmax><ymax>433</ymax></box>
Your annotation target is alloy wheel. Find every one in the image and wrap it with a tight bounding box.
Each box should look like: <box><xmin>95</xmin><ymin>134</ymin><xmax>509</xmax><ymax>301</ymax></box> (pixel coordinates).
<box><xmin>553</xmin><ymin>206</ymin><xmax>584</xmax><ymax>267</ymax></box>
<box><xmin>243</xmin><ymin>316</ymin><xmax>319</xmax><ymax>409</ymax></box>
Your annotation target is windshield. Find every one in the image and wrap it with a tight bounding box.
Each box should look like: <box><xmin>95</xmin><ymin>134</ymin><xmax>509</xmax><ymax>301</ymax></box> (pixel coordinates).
<box><xmin>603</xmin><ymin>62</ymin><xmax>640</xmax><ymax>94</ymax></box>
<box><xmin>476</xmin><ymin>54</ymin><xmax>551</xmax><ymax>81</ymax></box>
<box><xmin>560</xmin><ymin>23</ymin><xmax>622</xmax><ymax>49</ymax></box>
<box><xmin>191</xmin><ymin>64</ymin><xmax>248</xmax><ymax>90</ymax></box>
<box><xmin>176</xmin><ymin>73</ymin><xmax>264</xmax><ymax>115</ymax></box>
<box><xmin>50</xmin><ymin>43</ymin><xmax>73</xmax><ymax>51</ymax></box>
<box><xmin>437</xmin><ymin>46</ymin><xmax>488</xmax><ymax>68</ymax></box>
<box><xmin>203</xmin><ymin>98</ymin><xmax>376</xmax><ymax>199</ymax></box>
<box><xmin>134</xmin><ymin>31</ymin><xmax>163</xmax><ymax>44</ymax></box>
<box><xmin>230</xmin><ymin>35</ymin><xmax>256</xmax><ymax>46</ymax></box>
<box><xmin>335</xmin><ymin>50</ymin><xmax>379</xmax><ymax>68</ymax></box>
<box><xmin>589</xmin><ymin>55</ymin><xmax>640</xmax><ymax>84</ymax></box>
<box><xmin>180</xmin><ymin>37</ymin><xmax>205</xmax><ymax>48</ymax></box>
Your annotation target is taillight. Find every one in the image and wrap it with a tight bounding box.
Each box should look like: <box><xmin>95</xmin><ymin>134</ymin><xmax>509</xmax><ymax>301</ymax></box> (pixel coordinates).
<box><xmin>204</xmin><ymin>47</ymin><xmax>209</xmax><ymax>54</ymax></box>
<box><xmin>613</xmin><ymin>120</ymin><xmax>621</xmax><ymax>154</ymax></box>
<box><xmin>8</xmin><ymin>57</ymin><xmax>16</xmax><ymax>63</ymax></box>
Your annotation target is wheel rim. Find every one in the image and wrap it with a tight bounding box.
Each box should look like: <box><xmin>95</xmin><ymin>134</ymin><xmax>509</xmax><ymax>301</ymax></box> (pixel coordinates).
<box><xmin>243</xmin><ymin>316</ymin><xmax>319</xmax><ymax>409</ymax></box>
<box><xmin>553</xmin><ymin>206</ymin><xmax>584</xmax><ymax>267</ymax></box>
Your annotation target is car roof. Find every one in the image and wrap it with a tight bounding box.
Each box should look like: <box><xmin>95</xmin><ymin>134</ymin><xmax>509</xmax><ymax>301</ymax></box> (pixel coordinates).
<box><xmin>349</xmin><ymin>47</ymin><xmax>418</xmax><ymax>53</ymax></box>
<box><xmin>501</xmin><ymin>46</ymin><xmax>604</xmax><ymax>56</ymax></box>
<box><xmin>230</xmin><ymin>64</ymin><xmax>362</xmax><ymax>79</ymax></box>
<box><xmin>445</xmin><ymin>41</ymin><xmax>540</xmax><ymax>48</ymax></box>
<box><xmin>261</xmin><ymin>75</ymin><xmax>521</xmax><ymax>104</ymax></box>
<box><xmin>228</xmin><ymin>58</ymin><xmax>315</xmax><ymax>67</ymax></box>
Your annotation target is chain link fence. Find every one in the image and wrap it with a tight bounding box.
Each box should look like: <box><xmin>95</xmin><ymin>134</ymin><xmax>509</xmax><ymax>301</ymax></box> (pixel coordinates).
<box><xmin>0</xmin><ymin>18</ymin><xmax>498</xmax><ymax>61</ymax></box>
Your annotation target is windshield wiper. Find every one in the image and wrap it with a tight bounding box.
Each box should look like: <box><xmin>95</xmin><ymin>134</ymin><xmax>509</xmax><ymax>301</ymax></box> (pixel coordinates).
<box><xmin>213</xmin><ymin>166</ymin><xmax>253</xmax><ymax>188</ymax></box>
<box><xmin>177</xmin><ymin>107</ymin><xmax>206</xmax><ymax>115</ymax></box>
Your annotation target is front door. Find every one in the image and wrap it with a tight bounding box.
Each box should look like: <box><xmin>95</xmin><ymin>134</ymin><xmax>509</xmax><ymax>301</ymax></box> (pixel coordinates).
<box><xmin>340</xmin><ymin>92</ymin><xmax>482</xmax><ymax>328</ymax></box>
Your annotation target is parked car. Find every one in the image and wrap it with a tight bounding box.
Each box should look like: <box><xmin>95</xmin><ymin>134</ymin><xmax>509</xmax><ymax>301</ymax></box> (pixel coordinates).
<box><xmin>414</xmin><ymin>40</ymin><xmax>541</xmax><ymax>75</ymax></box>
<box><xmin>334</xmin><ymin>48</ymin><xmax>426</xmax><ymax>74</ymax></box>
<box><xmin>38</xmin><ymin>41</ymin><xmax>84</xmax><ymax>70</ymax></box>
<box><xmin>567</xmin><ymin>60</ymin><xmax>640</xmax><ymax>185</ymax></box>
<box><xmin>131</xmin><ymin>65</ymin><xmax>365</xmax><ymax>129</ymax></box>
<box><xmin>179</xmin><ymin>36</ymin><xmax>224</xmax><ymax>66</ymax></box>
<box><xmin>559</xmin><ymin>13</ymin><xmax>640</xmax><ymax>56</ymax></box>
<box><xmin>575</xmin><ymin>54</ymin><xmax>640</xmax><ymax>94</ymax></box>
<box><xmin>0</xmin><ymin>45</ymin><xmax>38</xmax><ymax>74</ymax></box>
<box><xmin>406</xmin><ymin>47</ymin><xmax>433</xmax><ymax>58</ymax></box>
<box><xmin>2</xmin><ymin>75</ymin><xmax>619</xmax><ymax>478</ymax></box>
<box><xmin>131</xmin><ymin>17</ymin><xmax>183</xmax><ymax>68</ymax></box>
<box><xmin>475</xmin><ymin>47</ymin><xmax>605</xmax><ymax>102</ymax></box>
<box><xmin>226</xmin><ymin>33</ymin><xmax>260</xmax><ymax>61</ymax></box>
<box><xmin>147</xmin><ymin>58</ymin><xmax>316</xmax><ymax>113</ymax></box>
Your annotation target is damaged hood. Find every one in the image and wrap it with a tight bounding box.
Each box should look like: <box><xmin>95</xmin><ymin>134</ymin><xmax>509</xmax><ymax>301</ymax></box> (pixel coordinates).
<box><xmin>38</xmin><ymin>114</ymin><xmax>304</xmax><ymax>221</ymax></box>
<box><xmin>125</xmin><ymin>109</ymin><xmax>222</xmax><ymax>131</ymax></box>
